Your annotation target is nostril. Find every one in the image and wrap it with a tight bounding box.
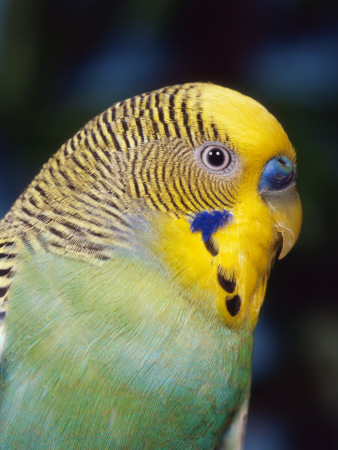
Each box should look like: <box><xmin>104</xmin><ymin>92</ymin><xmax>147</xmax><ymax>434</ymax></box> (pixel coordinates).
<box><xmin>277</xmin><ymin>156</ymin><xmax>287</xmax><ymax>166</ymax></box>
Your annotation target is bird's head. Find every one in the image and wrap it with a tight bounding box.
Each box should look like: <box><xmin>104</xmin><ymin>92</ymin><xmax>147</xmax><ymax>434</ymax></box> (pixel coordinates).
<box><xmin>124</xmin><ymin>83</ymin><xmax>302</xmax><ymax>329</ymax></box>
<box><xmin>12</xmin><ymin>82</ymin><xmax>301</xmax><ymax>331</ymax></box>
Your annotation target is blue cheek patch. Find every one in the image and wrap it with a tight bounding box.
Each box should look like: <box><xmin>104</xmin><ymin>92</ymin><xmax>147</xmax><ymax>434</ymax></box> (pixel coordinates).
<box><xmin>190</xmin><ymin>210</ymin><xmax>232</xmax><ymax>242</ymax></box>
<box><xmin>259</xmin><ymin>156</ymin><xmax>296</xmax><ymax>192</ymax></box>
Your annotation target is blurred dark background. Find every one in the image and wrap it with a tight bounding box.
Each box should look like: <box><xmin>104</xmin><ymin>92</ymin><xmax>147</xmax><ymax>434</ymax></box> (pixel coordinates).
<box><xmin>0</xmin><ymin>0</ymin><xmax>337</xmax><ymax>448</ymax></box>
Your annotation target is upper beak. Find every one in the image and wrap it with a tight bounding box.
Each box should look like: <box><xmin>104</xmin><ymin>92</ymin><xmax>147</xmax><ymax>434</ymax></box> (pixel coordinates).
<box><xmin>261</xmin><ymin>184</ymin><xmax>302</xmax><ymax>259</ymax></box>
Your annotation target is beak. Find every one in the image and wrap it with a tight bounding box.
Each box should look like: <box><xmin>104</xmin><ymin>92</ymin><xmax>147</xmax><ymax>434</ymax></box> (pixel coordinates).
<box><xmin>261</xmin><ymin>184</ymin><xmax>302</xmax><ymax>259</ymax></box>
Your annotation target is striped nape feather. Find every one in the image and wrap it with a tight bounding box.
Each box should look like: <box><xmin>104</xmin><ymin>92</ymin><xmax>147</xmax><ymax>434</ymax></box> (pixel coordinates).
<box><xmin>0</xmin><ymin>83</ymin><xmax>238</xmax><ymax>308</ymax></box>
<box><xmin>0</xmin><ymin>238</ymin><xmax>16</xmax><ymax>344</ymax></box>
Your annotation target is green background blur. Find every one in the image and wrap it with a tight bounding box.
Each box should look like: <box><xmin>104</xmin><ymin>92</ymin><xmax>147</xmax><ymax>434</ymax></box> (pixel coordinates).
<box><xmin>0</xmin><ymin>1</ymin><xmax>337</xmax><ymax>448</ymax></box>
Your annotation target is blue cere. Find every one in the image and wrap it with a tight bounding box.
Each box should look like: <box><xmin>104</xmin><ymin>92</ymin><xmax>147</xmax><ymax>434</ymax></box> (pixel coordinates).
<box><xmin>259</xmin><ymin>156</ymin><xmax>296</xmax><ymax>192</ymax></box>
<box><xmin>190</xmin><ymin>210</ymin><xmax>232</xmax><ymax>242</ymax></box>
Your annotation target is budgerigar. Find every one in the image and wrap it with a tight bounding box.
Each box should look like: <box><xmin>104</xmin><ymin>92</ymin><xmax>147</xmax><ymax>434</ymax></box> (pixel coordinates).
<box><xmin>0</xmin><ymin>83</ymin><xmax>302</xmax><ymax>449</ymax></box>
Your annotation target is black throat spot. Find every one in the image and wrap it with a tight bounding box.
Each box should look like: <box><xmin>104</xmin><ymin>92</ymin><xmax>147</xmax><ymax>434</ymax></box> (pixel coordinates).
<box><xmin>217</xmin><ymin>265</ymin><xmax>236</xmax><ymax>293</ymax></box>
<box><xmin>226</xmin><ymin>295</ymin><xmax>241</xmax><ymax>316</ymax></box>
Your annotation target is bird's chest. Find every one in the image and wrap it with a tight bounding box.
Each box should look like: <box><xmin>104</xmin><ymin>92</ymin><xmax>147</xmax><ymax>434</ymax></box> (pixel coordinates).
<box><xmin>109</xmin><ymin>320</ymin><xmax>254</xmax><ymax>448</ymax></box>
<box><xmin>2</xmin><ymin>248</ymin><xmax>254</xmax><ymax>448</ymax></box>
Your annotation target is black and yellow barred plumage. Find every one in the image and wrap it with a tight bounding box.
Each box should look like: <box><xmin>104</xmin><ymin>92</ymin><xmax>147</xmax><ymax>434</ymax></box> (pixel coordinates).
<box><xmin>0</xmin><ymin>83</ymin><xmax>239</xmax><ymax>324</ymax></box>
<box><xmin>0</xmin><ymin>83</ymin><xmax>237</xmax><ymax>264</ymax></box>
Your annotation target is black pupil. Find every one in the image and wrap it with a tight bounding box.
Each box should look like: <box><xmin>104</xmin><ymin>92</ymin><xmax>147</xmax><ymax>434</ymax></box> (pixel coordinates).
<box><xmin>207</xmin><ymin>148</ymin><xmax>226</xmax><ymax>167</ymax></box>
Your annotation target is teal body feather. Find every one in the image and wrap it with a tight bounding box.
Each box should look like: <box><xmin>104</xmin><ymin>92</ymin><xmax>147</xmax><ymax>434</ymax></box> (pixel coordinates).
<box><xmin>1</xmin><ymin>244</ymin><xmax>252</xmax><ymax>448</ymax></box>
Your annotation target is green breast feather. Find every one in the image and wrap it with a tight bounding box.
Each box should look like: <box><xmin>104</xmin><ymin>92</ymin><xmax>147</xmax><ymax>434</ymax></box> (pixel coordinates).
<box><xmin>0</xmin><ymin>82</ymin><xmax>301</xmax><ymax>449</ymax></box>
<box><xmin>1</xmin><ymin>245</ymin><xmax>253</xmax><ymax>448</ymax></box>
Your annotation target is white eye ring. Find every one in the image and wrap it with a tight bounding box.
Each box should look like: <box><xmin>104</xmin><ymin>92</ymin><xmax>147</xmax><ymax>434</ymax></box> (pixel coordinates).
<box><xmin>195</xmin><ymin>142</ymin><xmax>236</xmax><ymax>174</ymax></box>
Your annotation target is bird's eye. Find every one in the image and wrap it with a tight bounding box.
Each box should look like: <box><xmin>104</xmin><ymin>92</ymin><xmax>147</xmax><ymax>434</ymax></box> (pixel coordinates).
<box><xmin>196</xmin><ymin>142</ymin><xmax>235</xmax><ymax>174</ymax></box>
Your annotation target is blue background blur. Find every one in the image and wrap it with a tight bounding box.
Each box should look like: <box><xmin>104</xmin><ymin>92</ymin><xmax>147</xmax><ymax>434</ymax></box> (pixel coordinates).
<box><xmin>0</xmin><ymin>1</ymin><xmax>337</xmax><ymax>448</ymax></box>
